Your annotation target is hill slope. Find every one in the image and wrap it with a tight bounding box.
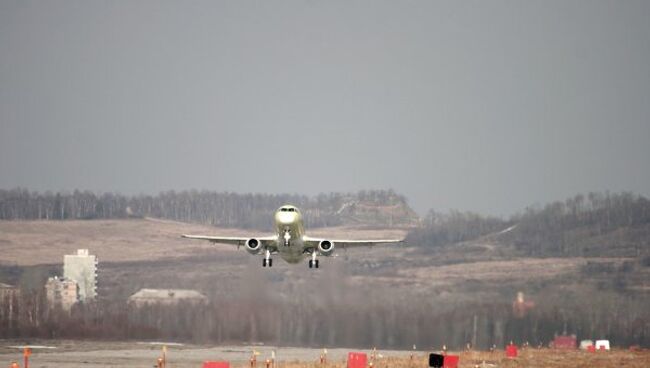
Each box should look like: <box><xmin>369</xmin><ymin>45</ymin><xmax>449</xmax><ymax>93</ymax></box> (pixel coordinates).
<box><xmin>0</xmin><ymin>217</ymin><xmax>648</xmax><ymax>348</ymax></box>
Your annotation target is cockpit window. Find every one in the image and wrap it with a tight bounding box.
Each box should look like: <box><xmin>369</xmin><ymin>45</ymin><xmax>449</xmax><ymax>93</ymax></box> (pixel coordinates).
<box><xmin>280</xmin><ymin>207</ymin><xmax>297</xmax><ymax>212</ymax></box>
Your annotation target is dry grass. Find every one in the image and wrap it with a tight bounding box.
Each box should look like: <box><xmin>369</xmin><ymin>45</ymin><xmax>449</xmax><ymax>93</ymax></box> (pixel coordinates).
<box><xmin>0</xmin><ymin>218</ymin><xmax>227</xmax><ymax>265</ymax></box>
<box><xmin>0</xmin><ymin>218</ymin><xmax>637</xmax><ymax>302</ymax></box>
<box><xmin>278</xmin><ymin>350</ymin><xmax>650</xmax><ymax>368</ymax></box>
<box><xmin>0</xmin><ymin>219</ymin><xmax>407</xmax><ymax>266</ymax></box>
<box><xmin>395</xmin><ymin>258</ymin><xmax>586</xmax><ymax>287</ymax></box>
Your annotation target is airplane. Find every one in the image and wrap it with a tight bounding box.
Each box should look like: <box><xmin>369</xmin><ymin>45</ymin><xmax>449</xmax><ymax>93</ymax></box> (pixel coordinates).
<box><xmin>182</xmin><ymin>204</ymin><xmax>403</xmax><ymax>268</ymax></box>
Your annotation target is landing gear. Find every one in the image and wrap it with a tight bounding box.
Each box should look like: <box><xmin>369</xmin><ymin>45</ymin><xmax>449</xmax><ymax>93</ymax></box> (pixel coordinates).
<box><xmin>308</xmin><ymin>252</ymin><xmax>319</xmax><ymax>269</ymax></box>
<box><xmin>263</xmin><ymin>250</ymin><xmax>273</xmax><ymax>267</ymax></box>
<box><xmin>283</xmin><ymin>229</ymin><xmax>291</xmax><ymax>246</ymax></box>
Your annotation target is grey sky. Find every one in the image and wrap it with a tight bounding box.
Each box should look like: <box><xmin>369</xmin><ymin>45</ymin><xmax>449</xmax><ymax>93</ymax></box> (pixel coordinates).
<box><xmin>1</xmin><ymin>1</ymin><xmax>649</xmax><ymax>216</ymax></box>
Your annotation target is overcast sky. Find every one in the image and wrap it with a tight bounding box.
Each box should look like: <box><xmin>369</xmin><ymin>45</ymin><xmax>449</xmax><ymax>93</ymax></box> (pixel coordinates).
<box><xmin>1</xmin><ymin>1</ymin><xmax>649</xmax><ymax>215</ymax></box>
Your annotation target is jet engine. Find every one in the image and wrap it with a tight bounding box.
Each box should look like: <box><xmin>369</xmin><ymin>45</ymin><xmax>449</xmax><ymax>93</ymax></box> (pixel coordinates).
<box><xmin>318</xmin><ymin>240</ymin><xmax>335</xmax><ymax>256</ymax></box>
<box><xmin>245</xmin><ymin>238</ymin><xmax>263</xmax><ymax>254</ymax></box>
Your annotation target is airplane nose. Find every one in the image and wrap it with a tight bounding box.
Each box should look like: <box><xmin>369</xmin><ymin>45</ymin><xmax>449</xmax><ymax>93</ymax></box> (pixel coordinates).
<box><xmin>277</xmin><ymin>212</ymin><xmax>296</xmax><ymax>224</ymax></box>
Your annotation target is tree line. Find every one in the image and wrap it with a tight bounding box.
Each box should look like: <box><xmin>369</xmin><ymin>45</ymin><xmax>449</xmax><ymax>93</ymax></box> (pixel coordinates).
<box><xmin>406</xmin><ymin>209</ymin><xmax>508</xmax><ymax>248</ymax></box>
<box><xmin>507</xmin><ymin>192</ymin><xmax>650</xmax><ymax>256</ymax></box>
<box><xmin>407</xmin><ymin>192</ymin><xmax>650</xmax><ymax>257</ymax></box>
<box><xmin>0</xmin><ymin>188</ymin><xmax>412</xmax><ymax>229</ymax></box>
<box><xmin>2</xmin><ymin>282</ymin><xmax>648</xmax><ymax>349</ymax></box>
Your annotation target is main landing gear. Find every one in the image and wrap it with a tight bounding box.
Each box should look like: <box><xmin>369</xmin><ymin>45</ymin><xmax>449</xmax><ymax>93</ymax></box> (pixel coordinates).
<box><xmin>308</xmin><ymin>252</ymin><xmax>319</xmax><ymax>269</ymax></box>
<box><xmin>263</xmin><ymin>249</ymin><xmax>273</xmax><ymax>267</ymax></box>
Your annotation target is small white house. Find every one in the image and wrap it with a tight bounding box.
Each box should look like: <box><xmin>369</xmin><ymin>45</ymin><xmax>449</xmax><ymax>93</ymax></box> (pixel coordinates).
<box><xmin>579</xmin><ymin>340</ymin><xmax>594</xmax><ymax>350</ymax></box>
<box><xmin>595</xmin><ymin>340</ymin><xmax>610</xmax><ymax>350</ymax></box>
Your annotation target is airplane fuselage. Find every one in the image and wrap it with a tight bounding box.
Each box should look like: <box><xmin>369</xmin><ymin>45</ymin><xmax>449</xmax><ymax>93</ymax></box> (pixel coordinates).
<box><xmin>273</xmin><ymin>205</ymin><xmax>307</xmax><ymax>263</ymax></box>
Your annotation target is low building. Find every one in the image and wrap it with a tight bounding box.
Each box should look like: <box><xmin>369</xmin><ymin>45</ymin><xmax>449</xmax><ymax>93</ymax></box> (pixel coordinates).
<box><xmin>552</xmin><ymin>335</ymin><xmax>577</xmax><ymax>349</ymax></box>
<box><xmin>45</xmin><ymin>276</ymin><xmax>79</xmax><ymax>311</ymax></box>
<box><xmin>128</xmin><ymin>289</ymin><xmax>208</xmax><ymax>307</ymax></box>
<box><xmin>580</xmin><ymin>340</ymin><xmax>594</xmax><ymax>350</ymax></box>
<box><xmin>0</xmin><ymin>283</ymin><xmax>19</xmax><ymax>301</ymax></box>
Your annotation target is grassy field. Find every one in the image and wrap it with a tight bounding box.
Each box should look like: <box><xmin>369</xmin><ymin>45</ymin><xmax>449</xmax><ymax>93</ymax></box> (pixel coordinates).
<box><xmin>0</xmin><ymin>218</ymin><xmax>643</xmax><ymax>301</ymax></box>
<box><xmin>0</xmin><ymin>218</ymin><xmax>241</xmax><ymax>266</ymax></box>
<box><xmin>1</xmin><ymin>218</ymin><xmax>648</xmax><ymax>351</ymax></box>
<box><xmin>0</xmin><ymin>218</ymin><xmax>407</xmax><ymax>266</ymax></box>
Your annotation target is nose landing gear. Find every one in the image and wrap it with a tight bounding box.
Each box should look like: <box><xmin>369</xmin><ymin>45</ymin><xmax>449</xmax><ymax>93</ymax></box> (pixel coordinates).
<box><xmin>283</xmin><ymin>229</ymin><xmax>291</xmax><ymax>246</ymax></box>
<box><xmin>308</xmin><ymin>252</ymin><xmax>319</xmax><ymax>269</ymax></box>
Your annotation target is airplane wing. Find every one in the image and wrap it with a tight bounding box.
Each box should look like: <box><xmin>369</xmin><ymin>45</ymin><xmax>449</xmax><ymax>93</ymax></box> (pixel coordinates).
<box><xmin>181</xmin><ymin>234</ymin><xmax>278</xmax><ymax>249</ymax></box>
<box><xmin>303</xmin><ymin>236</ymin><xmax>403</xmax><ymax>249</ymax></box>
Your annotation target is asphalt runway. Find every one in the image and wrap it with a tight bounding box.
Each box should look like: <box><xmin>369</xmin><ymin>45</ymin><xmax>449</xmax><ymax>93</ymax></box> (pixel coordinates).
<box><xmin>0</xmin><ymin>341</ymin><xmax>412</xmax><ymax>368</ymax></box>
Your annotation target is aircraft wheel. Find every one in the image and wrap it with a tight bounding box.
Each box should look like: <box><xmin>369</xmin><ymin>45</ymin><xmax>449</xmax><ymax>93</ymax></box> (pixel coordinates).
<box><xmin>315</xmin><ymin>259</ymin><xmax>320</xmax><ymax>268</ymax></box>
<box><xmin>263</xmin><ymin>259</ymin><xmax>267</xmax><ymax>267</ymax></box>
<box><xmin>268</xmin><ymin>258</ymin><xmax>273</xmax><ymax>267</ymax></box>
<box><xmin>308</xmin><ymin>260</ymin><xmax>313</xmax><ymax>268</ymax></box>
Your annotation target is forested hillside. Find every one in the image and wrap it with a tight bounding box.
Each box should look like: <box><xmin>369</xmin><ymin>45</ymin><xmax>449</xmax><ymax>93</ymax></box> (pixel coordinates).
<box><xmin>406</xmin><ymin>210</ymin><xmax>509</xmax><ymax>248</ymax></box>
<box><xmin>1</xmin><ymin>191</ymin><xmax>650</xmax><ymax>347</ymax></box>
<box><xmin>505</xmin><ymin>192</ymin><xmax>650</xmax><ymax>257</ymax></box>
<box><xmin>407</xmin><ymin>192</ymin><xmax>650</xmax><ymax>257</ymax></box>
<box><xmin>3</xmin><ymin>189</ymin><xmax>648</xmax><ymax>256</ymax></box>
<box><xmin>0</xmin><ymin>188</ymin><xmax>418</xmax><ymax>229</ymax></box>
